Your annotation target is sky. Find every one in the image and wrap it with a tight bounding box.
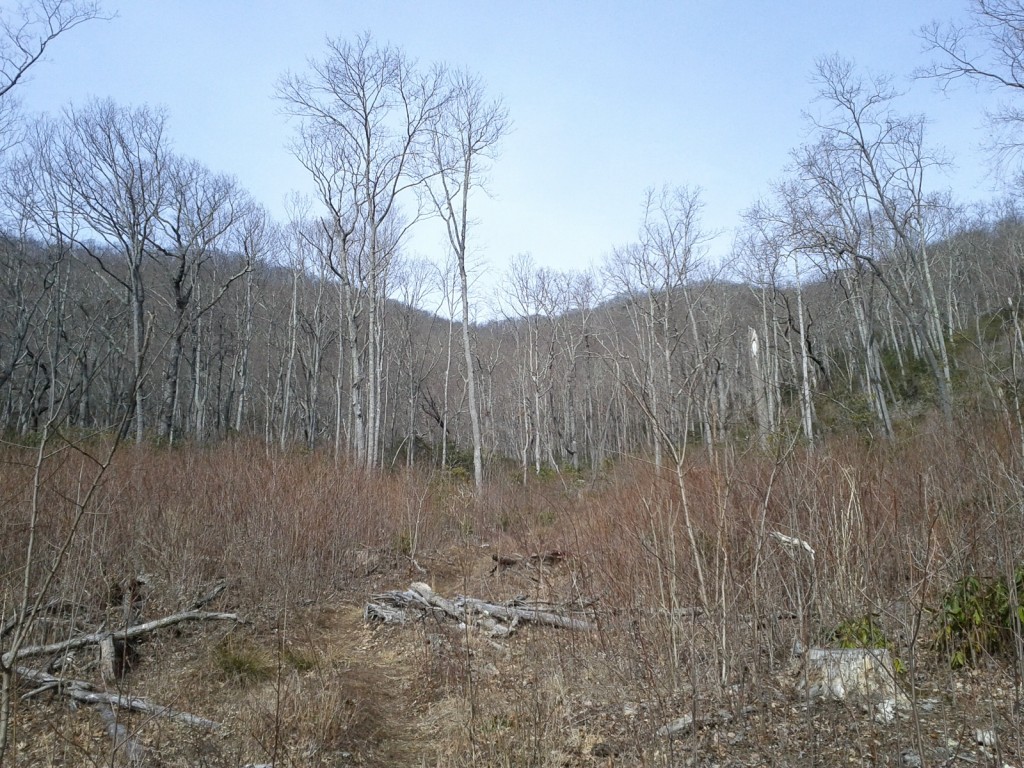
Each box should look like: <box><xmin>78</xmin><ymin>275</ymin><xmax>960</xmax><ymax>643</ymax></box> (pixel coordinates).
<box><xmin>12</xmin><ymin>0</ymin><xmax>1004</xmax><ymax>292</ymax></box>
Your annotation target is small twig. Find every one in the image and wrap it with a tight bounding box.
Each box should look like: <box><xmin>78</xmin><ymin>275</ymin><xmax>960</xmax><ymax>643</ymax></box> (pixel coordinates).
<box><xmin>189</xmin><ymin>580</ymin><xmax>227</xmax><ymax>610</ymax></box>
<box><xmin>19</xmin><ymin>682</ymin><xmax>58</xmax><ymax>701</ymax></box>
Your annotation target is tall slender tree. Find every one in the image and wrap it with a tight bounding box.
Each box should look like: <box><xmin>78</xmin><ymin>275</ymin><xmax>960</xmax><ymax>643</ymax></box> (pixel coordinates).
<box><xmin>425</xmin><ymin>69</ymin><xmax>510</xmax><ymax>488</ymax></box>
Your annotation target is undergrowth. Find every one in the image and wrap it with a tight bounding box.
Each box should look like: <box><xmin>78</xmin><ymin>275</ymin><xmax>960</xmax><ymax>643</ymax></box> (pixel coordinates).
<box><xmin>2</xmin><ymin>421</ymin><xmax>1024</xmax><ymax>765</ymax></box>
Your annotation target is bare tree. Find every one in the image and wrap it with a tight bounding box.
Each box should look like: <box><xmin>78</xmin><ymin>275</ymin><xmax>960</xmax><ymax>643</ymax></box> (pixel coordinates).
<box><xmin>390</xmin><ymin>256</ymin><xmax>441</xmax><ymax>467</ymax></box>
<box><xmin>603</xmin><ymin>186</ymin><xmax>715</xmax><ymax>608</ymax></box>
<box><xmin>604</xmin><ymin>186</ymin><xmax>713</xmax><ymax>461</ymax></box>
<box><xmin>150</xmin><ymin>158</ymin><xmax>251</xmax><ymax>443</ymax></box>
<box><xmin>230</xmin><ymin>204</ymin><xmax>274</xmax><ymax>436</ymax></box>
<box><xmin>278</xmin><ymin>33</ymin><xmax>447</xmax><ymax>467</ymax></box>
<box><xmin>783</xmin><ymin>57</ymin><xmax>954</xmax><ymax>430</ymax></box>
<box><xmin>499</xmin><ymin>253</ymin><xmax>560</xmax><ymax>480</ymax></box>
<box><xmin>51</xmin><ymin>100</ymin><xmax>171</xmax><ymax>442</ymax></box>
<box><xmin>0</xmin><ymin>122</ymin><xmax>64</xmax><ymax>404</ymax></box>
<box><xmin>738</xmin><ymin>202</ymin><xmax>820</xmax><ymax>448</ymax></box>
<box><xmin>425</xmin><ymin>69</ymin><xmax>509</xmax><ymax>488</ymax></box>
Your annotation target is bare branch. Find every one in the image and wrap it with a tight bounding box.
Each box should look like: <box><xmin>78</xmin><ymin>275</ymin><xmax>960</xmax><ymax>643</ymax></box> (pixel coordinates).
<box><xmin>0</xmin><ymin>1</ymin><xmax>106</xmax><ymax>99</ymax></box>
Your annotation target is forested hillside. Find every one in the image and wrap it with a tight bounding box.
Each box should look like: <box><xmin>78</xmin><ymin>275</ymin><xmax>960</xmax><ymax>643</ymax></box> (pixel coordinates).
<box><xmin>2</xmin><ymin>114</ymin><xmax>1023</xmax><ymax>474</ymax></box>
<box><xmin>4</xmin><ymin>199</ymin><xmax>1024</xmax><ymax>461</ymax></box>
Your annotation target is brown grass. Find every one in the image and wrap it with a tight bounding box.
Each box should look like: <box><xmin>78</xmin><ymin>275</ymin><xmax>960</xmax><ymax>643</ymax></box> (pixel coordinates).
<box><xmin>2</xmin><ymin>419</ymin><xmax>1024</xmax><ymax>765</ymax></box>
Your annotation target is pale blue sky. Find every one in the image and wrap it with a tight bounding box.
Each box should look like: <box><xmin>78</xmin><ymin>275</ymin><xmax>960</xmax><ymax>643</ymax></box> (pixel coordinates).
<box><xmin>15</xmin><ymin>1</ymin><xmax>999</xmax><ymax>282</ymax></box>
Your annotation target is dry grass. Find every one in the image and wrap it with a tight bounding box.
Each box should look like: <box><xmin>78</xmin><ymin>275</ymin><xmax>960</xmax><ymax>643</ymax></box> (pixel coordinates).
<box><xmin>2</xmin><ymin>420</ymin><xmax>1024</xmax><ymax>765</ymax></box>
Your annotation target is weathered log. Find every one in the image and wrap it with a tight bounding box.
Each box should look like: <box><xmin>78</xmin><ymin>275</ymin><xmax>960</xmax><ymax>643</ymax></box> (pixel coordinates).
<box><xmin>409</xmin><ymin>582</ymin><xmax>465</xmax><ymax>621</ymax></box>
<box><xmin>14</xmin><ymin>666</ymin><xmax>220</xmax><ymax>729</ymax></box>
<box><xmin>367</xmin><ymin>582</ymin><xmax>592</xmax><ymax>633</ymax></box>
<box><xmin>2</xmin><ymin>609</ymin><xmax>240</xmax><ymax>667</ymax></box>
<box><xmin>363</xmin><ymin>603</ymin><xmax>407</xmax><ymax>625</ymax></box>
<box><xmin>1</xmin><ymin>598</ymin><xmax>74</xmax><ymax>639</ymax></box>
<box><xmin>458</xmin><ymin>597</ymin><xmax>594</xmax><ymax>631</ymax></box>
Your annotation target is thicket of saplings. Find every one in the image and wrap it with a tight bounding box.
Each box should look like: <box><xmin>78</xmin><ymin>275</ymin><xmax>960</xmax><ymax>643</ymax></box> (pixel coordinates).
<box><xmin>2</xmin><ymin>371</ymin><xmax>1023</xmax><ymax>764</ymax></box>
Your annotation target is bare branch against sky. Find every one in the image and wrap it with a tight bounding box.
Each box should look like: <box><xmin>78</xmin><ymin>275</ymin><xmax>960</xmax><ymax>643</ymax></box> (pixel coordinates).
<box><xmin>9</xmin><ymin>1</ymin><xmax>999</xmax><ymax>276</ymax></box>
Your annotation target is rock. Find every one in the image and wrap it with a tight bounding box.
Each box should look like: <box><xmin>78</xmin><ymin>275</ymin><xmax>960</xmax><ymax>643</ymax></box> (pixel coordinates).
<box><xmin>870</xmin><ymin>697</ymin><xmax>900</xmax><ymax>724</ymax></box>
<box><xmin>918</xmin><ymin>698</ymin><xmax>939</xmax><ymax>713</ymax></box>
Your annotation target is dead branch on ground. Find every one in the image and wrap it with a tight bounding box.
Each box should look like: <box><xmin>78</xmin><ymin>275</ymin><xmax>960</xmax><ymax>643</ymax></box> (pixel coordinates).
<box><xmin>16</xmin><ymin>666</ymin><xmax>221</xmax><ymax>728</ymax></box>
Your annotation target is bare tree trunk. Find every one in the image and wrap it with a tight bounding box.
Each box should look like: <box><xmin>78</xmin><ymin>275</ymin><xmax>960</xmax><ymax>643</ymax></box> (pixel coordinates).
<box><xmin>750</xmin><ymin>326</ymin><xmax>770</xmax><ymax>446</ymax></box>
<box><xmin>333</xmin><ymin>280</ymin><xmax>346</xmax><ymax>460</ymax></box>
<box><xmin>460</xmin><ymin>260</ymin><xmax>484</xmax><ymax>487</ymax></box>
<box><xmin>426</xmin><ymin>70</ymin><xmax>509</xmax><ymax>488</ymax></box>
<box><xmin>794</xmin><ymin>265</ymin><xmax>815</xmax><ymax>447</ymax></box>
<box><xmin>279</xmin><ymin>264</ymin><xmax>299</xmax><ymax>450</ymax></box>
<box><xmin>234</xmin><ymin>267</ymin><xmax>254</xmax><ymax>434</ymax></box>
<box><xmin>442</xmin><ymin>310</ymin><xmax>453</xmax><ymax>469</ymax></box>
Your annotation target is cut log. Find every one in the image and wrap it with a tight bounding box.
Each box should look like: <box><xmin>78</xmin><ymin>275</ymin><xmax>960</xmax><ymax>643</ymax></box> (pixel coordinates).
<box><xmin>98</xmin><ymin>635</ymin><xmax>135</xmax><ymax>683</ymax></box>
<box><xmin>98</xmin><ymin>635</ymin><xmax>117</xmax><ymax>684</ymax></box>
<box><xmin>799</xmin><ymin>647</ymin><xmax>906</xmax><ymax>704</ymax></box>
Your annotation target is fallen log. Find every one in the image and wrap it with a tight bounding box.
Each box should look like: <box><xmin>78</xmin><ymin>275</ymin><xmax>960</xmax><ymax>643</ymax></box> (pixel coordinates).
<box><xmin>2</xmin><ymin>609</ymin><xmax>240</xmax><ymax>667</ymax></box>
<box><xmin>15</xmin><ymin>666</ymin><xmax>221</xmax><ymax>729</ymax></box>
<box><xmin>1</xmin><ymin>598</ymin><xmax>74</xmax><ymax>640</ymax></box>
<box><xmin>363</xmin><ymin>603</ymin><xmax>407</xmax><ymax>625</ymax></box>
<box><xmin>366</xmin><ymin>582</ymin><xmax>593</xmax><ymax>634</ymax></box>
<box><xmin>457</xmin><ymin>597</ymin><xmax>593</xmax><ymax>631</ymax></box>
<box><xmin>189</xmin><ymin>579</ymin><xmax>227</xmax><ymax>610</ymax></box>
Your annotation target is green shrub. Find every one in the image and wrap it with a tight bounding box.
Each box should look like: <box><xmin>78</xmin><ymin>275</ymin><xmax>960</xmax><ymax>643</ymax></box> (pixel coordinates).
<box><xmin>826</xmin><ymin>614</ymin><xmax>905</xmax><ymax>673</ymax></box>
<box><xmin>827</xmin><ymin>614</ymin><xmax>889</xmax><ymax>650</ymax></box>
<box><xmin>934</xmin><ymin>565</ymin><xmax>1024</xmax><ymax>668</ymax></box>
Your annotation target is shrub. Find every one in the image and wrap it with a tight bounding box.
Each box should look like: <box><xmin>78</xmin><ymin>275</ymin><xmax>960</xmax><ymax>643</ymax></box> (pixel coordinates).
<box><xmin>934</xmin><ymin>565</ymin><xmax>1024</xmax><ymax>668</ymax></box>
<box><xmin>827</xmin><ymin>614</ymin><xmax>890</xmax><ymax>650</ymax></box>
<box><xmin>826</xmin><ymin>614</ymin><xmax>905</xmax><ymax>672</ymax></box>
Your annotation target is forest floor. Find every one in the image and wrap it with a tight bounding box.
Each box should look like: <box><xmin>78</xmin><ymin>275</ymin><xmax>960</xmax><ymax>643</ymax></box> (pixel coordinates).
<box><xmin>8</xmin><ymin>539</ymin><xmax>1023</xmax><ymax>768</ymax></box>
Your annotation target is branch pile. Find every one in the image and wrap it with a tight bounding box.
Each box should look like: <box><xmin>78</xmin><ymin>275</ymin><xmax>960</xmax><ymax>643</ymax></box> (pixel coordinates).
<box><xmin>365</xmin><ymin>581</ymin><xmax>593</xmax><ymax>635</ymax></box>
